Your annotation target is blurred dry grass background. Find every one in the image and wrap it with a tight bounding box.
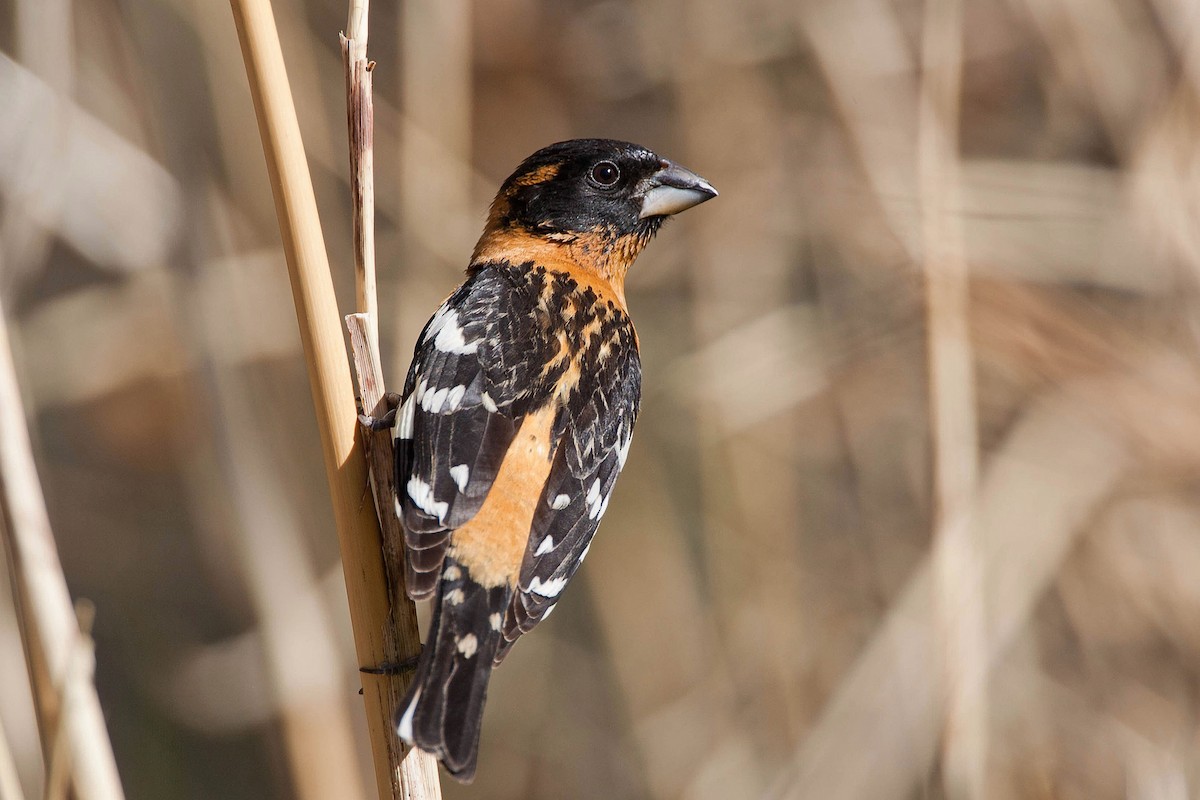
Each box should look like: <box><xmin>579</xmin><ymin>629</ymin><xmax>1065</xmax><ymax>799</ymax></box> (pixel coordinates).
<box><xmin>4</xmin><ymin>0</ymin><xmax>1200</xmax><ymax>797</ymax></box>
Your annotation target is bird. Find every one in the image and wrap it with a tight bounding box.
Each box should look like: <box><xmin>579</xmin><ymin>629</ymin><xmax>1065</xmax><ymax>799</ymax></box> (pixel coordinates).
<box><xmin>370</xmin><ymin>138</ymin><xmax>716</xmax><ymax>782</ymax></box>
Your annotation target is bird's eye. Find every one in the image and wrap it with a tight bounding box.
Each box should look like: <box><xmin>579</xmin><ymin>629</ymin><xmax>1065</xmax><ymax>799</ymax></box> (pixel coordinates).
<box><xmin>590</xmin><ymin>161</ymin><xmax>620</xmax><ymax>187</ymax></box>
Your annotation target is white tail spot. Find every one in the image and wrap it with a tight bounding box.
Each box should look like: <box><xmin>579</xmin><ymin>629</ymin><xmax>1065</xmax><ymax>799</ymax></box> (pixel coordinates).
<box><xmin>489</xmin><ymin>613</ymin><xmax>503</xmax><ymax>631</ymax></box>
<box><xmin>446</xmin><ymin>588</ymin><xmax>465</xmax><ymax>605</ymax></box>
<box><xmin>397</xmin><ymin>687</ymin><xmax>422</xmax><ymax>743</ymax></box>
<box><xmin>456</xmin><ymin>633</ymin><xmax>479</xmax><ymax>658</ymax></box>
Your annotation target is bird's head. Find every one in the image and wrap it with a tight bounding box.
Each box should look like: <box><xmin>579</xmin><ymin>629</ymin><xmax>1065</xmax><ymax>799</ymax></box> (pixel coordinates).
<box><xmin>472</xmin><ymin>139</ymin><xmax>717</xmax><ymax>290</ymax></box>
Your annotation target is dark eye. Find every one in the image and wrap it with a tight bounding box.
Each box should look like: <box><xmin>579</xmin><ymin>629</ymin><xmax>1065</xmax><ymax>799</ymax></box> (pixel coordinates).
<box><xmin>590</xmin><ymin>161</ymin><xmax>620</xmax><ymax>187</ymax></box>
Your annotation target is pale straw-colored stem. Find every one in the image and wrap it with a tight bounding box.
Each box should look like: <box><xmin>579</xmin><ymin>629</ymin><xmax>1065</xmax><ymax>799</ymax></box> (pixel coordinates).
<box><xmin>0</xmin><ymin>301</ymin><xmax>124</xmax><ymax>800</ymax></box>
<box><xmin>227</xmin><ymin>1</ymin><xmax>436</xmax><ymax>796</ymax></box>
<box><xmin>917</xmin><ymin>0</ymin><xmax>988</xmax><ymax>796</ymax></box>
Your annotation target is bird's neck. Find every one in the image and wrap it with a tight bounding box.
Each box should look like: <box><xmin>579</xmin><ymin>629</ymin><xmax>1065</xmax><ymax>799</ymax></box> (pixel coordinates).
<box><xmin>471</xmin><ymin>225</ymin><xmax>641</xmax><ymax>309</ymax></box>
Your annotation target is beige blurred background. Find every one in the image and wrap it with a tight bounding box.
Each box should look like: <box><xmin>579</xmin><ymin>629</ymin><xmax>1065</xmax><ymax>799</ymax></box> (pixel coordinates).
<box><xmin>4</xmin><ymin>0</ymin><xmax>1200</xmax><ymax>797</ymax></box>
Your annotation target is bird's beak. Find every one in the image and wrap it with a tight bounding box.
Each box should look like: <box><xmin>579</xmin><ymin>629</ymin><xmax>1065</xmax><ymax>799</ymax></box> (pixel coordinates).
<box><xmin>638</xmin><ymin>161</ymin><xmax>718</xmax><ymax>219</ymax></box>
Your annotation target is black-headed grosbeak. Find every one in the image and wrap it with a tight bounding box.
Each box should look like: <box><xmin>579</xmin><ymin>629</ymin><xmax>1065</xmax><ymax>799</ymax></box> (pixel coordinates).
<box><xmin>379</xmin><ymin>139</ymin><xmax>715</xmax><ymax>781</ymax></box>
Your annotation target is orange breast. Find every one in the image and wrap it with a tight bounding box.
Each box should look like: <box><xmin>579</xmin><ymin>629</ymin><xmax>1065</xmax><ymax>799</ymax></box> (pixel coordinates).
<box><xmin>448</xmin><ymin>404</ymin><xmax>557</xmax><ymax>588</ymax></box>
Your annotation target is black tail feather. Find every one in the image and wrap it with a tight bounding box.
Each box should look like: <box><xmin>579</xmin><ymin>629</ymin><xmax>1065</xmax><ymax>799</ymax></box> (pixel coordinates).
<box><xmin>396</xmin><ymin>559</ymin><xmax>510</xmax><ymax>783</ymax></box>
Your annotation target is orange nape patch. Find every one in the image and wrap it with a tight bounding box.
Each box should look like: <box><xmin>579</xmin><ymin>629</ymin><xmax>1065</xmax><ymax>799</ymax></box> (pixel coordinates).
<box><xmin>448</xmin><ymin>404</ymin><xmax>558</xmax><ymax>589</ymax></box>
<box><xmin>471</xmin><ymin>227</ymin><xmax>633</xmax><ymax>310</ymax></box>
<box><xmin>511</xmin><ymin>163</ymin><xmax>560</xmax><ymax>188</ymax></box>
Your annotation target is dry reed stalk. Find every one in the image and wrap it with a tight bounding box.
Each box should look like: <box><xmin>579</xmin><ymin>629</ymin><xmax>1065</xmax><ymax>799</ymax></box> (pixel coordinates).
<box><xmin>0</xmin><ymin>715</ymin><xmax>25</xmax><ymax>800</ymax></box>
<box><xmin>228</xmin><ymin>1</ymin><xmax>434</xmax><ymax>796</ymax></box>
<box><xmin>345</xmin><ymin>316</ymin><xmax>439</xmax><ymax>794</ymax></box>
<box><xmin>917</xmin><ymin>0</ymin><xmax>987</xmax><ymax>796</ymax></box>
<box><xmin>0</xmin><ymin>302</ymin><xmax>124</xmax><ymax>800</ymax></box>
<box><xmin>342</xmin><ymin>0</ymin><xmax>440</xmax><ymax>793</ymax></box>
<box><xmin>343</xmin><ymin>0</ymin><xmax>377</xmax><ymax>353</ymax></box>
<box><xmin>766</xmin><ymin>386</ymin><xmax>1131</xmax><ymax>800</ymax></box>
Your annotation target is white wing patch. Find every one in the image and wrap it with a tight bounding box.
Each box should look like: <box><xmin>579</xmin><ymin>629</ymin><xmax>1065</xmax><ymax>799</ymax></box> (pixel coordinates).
<box><xmin>617</xmin><ymin>426</ymin><xmax>633</xmax><ymax>468</ymax></box>
<box><xmin>407</xmin><ymin>476</ymin><xmax>448</xmax><ymax>522</ymax></box>
<box><xmin>550</xmin><ymin>493</ymin><xmax>570</xmax><ymax>510</ymax></box>
<box><xmin>535</xmin><ymin>536</ymin><xmax>555</xmax><ymax>556</ymax></box>
<box><xmin>528</xmin><ymin>576</ymin><xmax>568</xmax><ymax>598</ymax></box>
<box><xmin>481</xmin><ymin>392</ymin><xmax>498</xmax><ymax>412</ymax></box>
<box><xmin>393</xmin><ymin>391</ymin><xmax>417</xmax><ymax>440</ymax></box>
<box><xmin>449</xmin><ymin>464</ymin><xmax>470</xmax><ymax>492</ymax></box>
<box><xmin>586</xmin><ymin>478</ymin><xmax>607</xmax><ymax>520</ymax></box>
<box><xmin>433</xmin><ymin>309</ymin><xmax>479</xmax><ymax>355</ymax></box>
<box><xmin>422</xmin><ymin>386</ymin><xmax>449</xmax><ymax>413</ymax></box>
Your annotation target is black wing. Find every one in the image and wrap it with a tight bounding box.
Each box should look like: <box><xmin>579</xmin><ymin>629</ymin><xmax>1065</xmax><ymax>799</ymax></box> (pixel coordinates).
<box><xmin>394</xmin><ymin>264</ymin><xmax>554</xmax><ymax>599</ymax></box>
<box><xmin>498</xmin><ymin>306</ymin><xmax>641</xmax><ymax>661</ymax></box>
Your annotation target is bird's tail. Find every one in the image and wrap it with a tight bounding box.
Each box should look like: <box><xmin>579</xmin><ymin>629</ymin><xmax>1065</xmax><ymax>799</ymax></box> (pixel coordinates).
<box><xmin>396</xmin><ymin>557</ymin><xmax>510</xmax><ymax>783</ymax></box>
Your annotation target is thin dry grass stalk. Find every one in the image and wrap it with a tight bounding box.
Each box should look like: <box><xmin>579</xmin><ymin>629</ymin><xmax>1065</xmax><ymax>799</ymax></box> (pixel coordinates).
<box><xmin>342</xmin><ymin>0</ymin><xmax>440</xmax><ymax>793</ymax></box>
<box><xmin>0</xmin><ymin>302</ymin><xmax>124</xmax><ymax>800</ymax></box>
<box><xmin>0</xmin><ymin>715</ymin><xmax>25</xmax><ymax>800</ymax></box>
<box><xmin>917</xmin><ymin>0</ymin><xmax>987</xmax><ymax>796</ymax></box>
<box><xmin>346</xmin><ymin>314</ymin><xmax>440</xmax><ymax>795</ymax></box>
<box><xmin>227</xmin><ymin>0</ymin><xmax>431</xmax><ymax>796</ymax></box>
<box><xmin>342</xmin><ymin>0</ymin><xmax>378</xmax><ymax>352</ymax></box>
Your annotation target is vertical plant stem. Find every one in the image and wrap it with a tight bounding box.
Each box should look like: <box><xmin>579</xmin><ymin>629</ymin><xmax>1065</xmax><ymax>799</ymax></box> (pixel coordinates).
<box><xmin>343</xmin><ymin>0</ymin><xmax>441</xmax><ymax>793</ymax></box>
<box><xmin>228</xmin><ymin>1</ymin><xmax>435</xmax><ymax>796</ymax></box>
<box><xmin>0</xmin><ymin>714</ymin><xmax>26</xmax><ymax>800</ymax></box>
<box><xmin>918</xmin><ymin>0</ymin><xmax>987</xmax><ymax>796</ymax></box>
<box><xmin>343</xmin><ymin>0</ymin><xmax>377</xmax><ymax>352</ymax></box>
<box><xmin>0</xmin><ymin>300</ymin><xmax>124</xmax><ymax>800</ymax></box>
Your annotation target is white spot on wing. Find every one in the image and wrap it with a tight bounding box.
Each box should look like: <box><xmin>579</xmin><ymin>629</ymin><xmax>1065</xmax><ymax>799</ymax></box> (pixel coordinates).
<box><xmin>481</xmin><ymin>392</ymin><xmax>498</xmax><ymax>413</ymax></box>
<box><xmin>551</xmin><ymin>493</ymin><xmax>570</xmax><ymax>510</ymax></box>
<box><xmin>422</xmin><ymin>386</ymin><xmax>449</xmax><ymax>413</ymax></box>
<box><xmin>579</xmin><ymin>541</ymin><xmax>592</xmax><ymax>562</ymax></box>
<box><xmin>394</xmin><ymin>496</ymin><xmax>403</xmax><ymax>519</ymax></box>
<box><xmin>415</xmin><ymin>377</ymin><xmax>429</xmax><ymax>403</ymax></box>
<box><xmin>443</xmin><ymin>565</ymin><xmax>462</xmax><ymax>581</ymax></box>
<box><xmin>528</xmin><ymin>576</ymin><xmax>568</xmax><ymax>597</ymax></box>
<box><xmin>593</xmin><ymin>493</ymin><xmax>611</xmax><ymax>521</ymax></box>
<box><xmin>394</xmin><ymin>392</ymin><xmax>417</xmax><ymax>440</ymax></box>
<box><xmin>423</xmin><ymin>303</ymin><xmax>454</xmax><ymax>345</ymax></box>
<box><xmin>541</xmin><ymin>603</ymin><xmax>557</xmax><ymax>620</ymax></box>
<box><xmin>535</xmin><ymin>536</ymin><xmax>555</xmax><ymax>556</ymax></box>
<box><xmin>406</xmin><ymin>477</ymin><xmax>448</xmax><ymax>522</ymax></box>
<box><xmin>445</xmin><ymin>384</ymin><xmax>467</xmax><ymax>412</ymax></box>
<box><xmin>489</xmin><ymin>613</ymin><xmax>502</xmax><ymax>631</ymax></box>
<box><xmin>433</xmin><ymin>309</ymin><xmax>479</xmax><ymax>355</ymax></box>
<box><xmin>449</xmin><ymin>464</ymin><xmax>470</xmax><ymax>492</ymax></box>
<box><xmin>456</xmin><ymin>633</ymin><xmax>478</xmax><ymax>658</ymax></box>
<box><xmin>446</xmin><ymin>588</ymin><xmax>465</xmax><ymax>605</ymax></box>
<box><xmin>586</xmin><ymin>479</ymin><xmax>606</xmax><ymax>520</ymax></box>
<box><xmin>617</xmin><ymin>429</ymin><xmax>633</xmax><ymax>468</ymax></box>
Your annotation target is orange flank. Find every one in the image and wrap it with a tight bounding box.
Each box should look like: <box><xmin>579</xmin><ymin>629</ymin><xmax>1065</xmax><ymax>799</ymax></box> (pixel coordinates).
<box><xmin>448</xmin><ymin>404</ymin><xmax>557</xmax><ymax>588</ymax></box>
